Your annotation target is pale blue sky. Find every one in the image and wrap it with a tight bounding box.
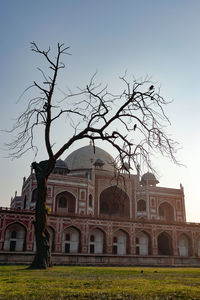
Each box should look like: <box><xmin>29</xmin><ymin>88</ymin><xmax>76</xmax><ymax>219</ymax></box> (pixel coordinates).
<box><xmin>1</xmin><ymin>0</ymin><xmax>200</xmax><ymax>221</ymax></box>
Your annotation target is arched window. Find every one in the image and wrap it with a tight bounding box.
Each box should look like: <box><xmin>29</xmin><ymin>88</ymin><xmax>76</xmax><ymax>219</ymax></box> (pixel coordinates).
<box><xmin>137</xmin><ymin>200</ymin><xmax>146</xmax><ymax>212</ymax></box>
<box><xmin>100</xmin><ymin>186</ymin><xmax>130</xmax><ymax>218</ymax></box>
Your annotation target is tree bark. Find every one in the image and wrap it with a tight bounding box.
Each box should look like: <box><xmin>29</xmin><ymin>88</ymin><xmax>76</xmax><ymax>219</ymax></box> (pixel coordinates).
<box><xmin>30</xmin><ymin>160</ymin><xmax>53</xmax><ymax>269</ymax></box>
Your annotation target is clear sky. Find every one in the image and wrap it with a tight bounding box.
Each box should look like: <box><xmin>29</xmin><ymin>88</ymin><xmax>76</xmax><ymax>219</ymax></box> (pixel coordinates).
<box><xmin>0</xmin><ymin>0</ymin><xmax>200</xmax><ymax>222</ymax></box>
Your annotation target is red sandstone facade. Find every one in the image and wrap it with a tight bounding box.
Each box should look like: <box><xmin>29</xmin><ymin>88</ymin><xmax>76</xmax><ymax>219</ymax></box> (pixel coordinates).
<box><xmin>0</xmin><ymin>145</ymin><xmax>200</xmax><ymax>266</ymax></box>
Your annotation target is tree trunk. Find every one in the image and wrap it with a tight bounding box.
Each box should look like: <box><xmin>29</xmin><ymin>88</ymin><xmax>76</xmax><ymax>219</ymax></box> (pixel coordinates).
<box><xmin>30</xmin><ymin>160</ymin><xmax>53</xmax><ymax>269</ymax></box>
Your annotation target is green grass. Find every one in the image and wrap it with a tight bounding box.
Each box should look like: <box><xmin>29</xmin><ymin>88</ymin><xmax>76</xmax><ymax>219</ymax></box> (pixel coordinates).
<box><xmin>0</xmin><ymin>266</ymin><xmax>200</xmax><ymax>299</ymax></box>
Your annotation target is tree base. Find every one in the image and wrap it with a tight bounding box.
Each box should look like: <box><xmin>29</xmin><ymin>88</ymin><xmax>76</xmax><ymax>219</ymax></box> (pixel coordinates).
<box><xmin>30</xmin><ymin>253</ymin><xmax>52</xmax><ymax>269</ymax></box>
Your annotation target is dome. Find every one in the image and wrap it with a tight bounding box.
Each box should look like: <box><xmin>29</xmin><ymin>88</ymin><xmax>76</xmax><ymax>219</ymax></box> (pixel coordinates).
<box><xmin>140</xmin><ymin>172</ymin><xmax>159</xmax><ymax>186</ymax></box>
<box><xmin>53</xmin><ymin>159</ymin><xmax>69</xmax><ymax>175</ymax></box>
<box><xmin>65</xmin><ymin>145</ymin><xmax>116</xmax><ymax>172</ymax></box>
<box><xmin>55</xmin><ymin>159</ymin><xmax>68</xmax><ymax>168</ymax></box>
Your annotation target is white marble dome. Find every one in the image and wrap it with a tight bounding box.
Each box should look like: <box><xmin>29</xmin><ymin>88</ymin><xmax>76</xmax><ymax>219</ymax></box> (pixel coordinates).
<box><xmin>65</xmin><ymin>145</ymin><xmax>116</xmax><ymax>172</ymax></box>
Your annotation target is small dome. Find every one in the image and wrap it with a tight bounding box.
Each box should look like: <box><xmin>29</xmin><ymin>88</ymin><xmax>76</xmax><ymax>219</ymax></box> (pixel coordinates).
<box><xmin>65</xmin><ymin>145</ymin><xmax>116</xmax><ymax>172</ymax></box>
<box><xmin>53</xmin><ymin>159</ymin><xmax>69</xmax><ymax>175</ymax></box>
<box><xmin>55</xmin><ymin>159</ymin><xmax>68</xmax><ymax>168</ymax></box>
<box><xmin>140</xmin><ymin>172</ymin><xmax>159</xmax><ymax>186</ymax></box>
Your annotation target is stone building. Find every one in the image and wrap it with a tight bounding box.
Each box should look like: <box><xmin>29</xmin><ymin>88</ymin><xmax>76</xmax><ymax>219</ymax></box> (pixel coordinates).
<box><xmin>0</xmin><ymin>145</ymin><xmax>200</xmax><ymax>266</ymax></box>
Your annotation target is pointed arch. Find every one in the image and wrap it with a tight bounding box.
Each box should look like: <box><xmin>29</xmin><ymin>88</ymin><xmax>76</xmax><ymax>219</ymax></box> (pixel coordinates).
<box><xmin>136</xmin><ymin>230</ymin><xmax>152</xmax><ymax>255</ymax></box>
<box><xmin>178</xmin><ymin>233</ymin><xmax>192</xmax><ymax>257</ymax></box>
<box><xmin>158</xmin><ymin>202</ymin><xmax>175</xmax><ymax>222</ymax></box>
<box><xmin>99</xmin><ymin>186</ymin><xmax>130</xmax><ymax>217</ymax></box>
<box><xmin>88</xmin><ymin>227</ymin><xmax>106</xmax><ymax>254</ymax></box>
<box><xmin>112</xmin><ymin>229</ymin><xmax>130</xmax><ymax>255</ymax></box>
<box><xmin>62</xmin><ymin>226</ymin><xmax>81</xmax><ymax>253</ymax></box>
<box><xmin>157</xmin><ymin>232</ymin><xmax>173</xmax><ymax>255</ymax></box>
<box><xmin>3</xmin><ymin>222</ymin><xmax>27</xmax><ymax>252</ymax></box>
<box><xmin>56</xmin><ymin>191</ymin><xmax>76</xmax><ymax>214</ymax></box>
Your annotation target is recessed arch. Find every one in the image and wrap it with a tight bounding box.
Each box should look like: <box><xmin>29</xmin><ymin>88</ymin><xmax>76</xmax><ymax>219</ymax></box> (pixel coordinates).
<box><xmin>3</xmin><ymin>222</ymin><xmax>27</xmax><ymax>252</ymax></box>
<box><xmin>157</xmin><ymin>232</ymin><xmax>173</xmax><ymax>255</ymax></box>
<box><xmin>136</xmin><ymin>230</ymin><xmax>152</xmax><ymax>255</ymax></box>
<box><xmin>56</xmin><ymin>191</ymin><xmax>76</xmax><ymax>214</ymax></box>
<box><xmin>112</xmin><ymin>229</ymin><xmax>130</xmax><ymax>255</ymax></box>
<box><xmin>158</xmin><ymin>202</ymin><xmax>175</xmax><ymax>222</ymax></box>
<box><xmin>99</xmin><ymin>186</ymin><xmax>130</xmax><ymax>217</ymax></box>
<box><xmin>62</xmin><ymin>226</ymin><xmax>81</xmax><ymax>253</ymax></box>
<box><xmin>178</xmin><ymin>233</ymin><xmax>192</xmax><ymax>257</ymax></box>
<box><xmin>88</xmin><ymin>227</ymin><xmax>106</xmax><ymax>254</ymax></box>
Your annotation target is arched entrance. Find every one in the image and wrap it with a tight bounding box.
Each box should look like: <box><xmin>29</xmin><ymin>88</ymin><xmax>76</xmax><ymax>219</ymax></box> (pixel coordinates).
<box><xmin>158</xmin><ymin>232</ymin><xmax>173</xmax><ymax>255</ymax></box>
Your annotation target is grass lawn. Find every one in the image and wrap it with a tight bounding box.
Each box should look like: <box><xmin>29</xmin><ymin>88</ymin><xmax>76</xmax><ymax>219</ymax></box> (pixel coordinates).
<box><xmin>0</xmin><ymin>265</ymin><xmax>200</xmax><ymax>299</ymax></box>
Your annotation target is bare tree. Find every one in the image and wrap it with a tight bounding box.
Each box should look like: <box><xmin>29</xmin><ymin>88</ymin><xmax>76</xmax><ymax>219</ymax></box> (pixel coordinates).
<box><xmin>6</xmin><ymin>42</ymin><xmax>178</xmax><ymax>269</ymax></box>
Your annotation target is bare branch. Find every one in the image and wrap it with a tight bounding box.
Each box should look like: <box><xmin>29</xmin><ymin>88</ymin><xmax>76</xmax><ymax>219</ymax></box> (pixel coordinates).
<box><xmin>6</xmin><ymin>43</ymin><xmax>178</xmax><ymax>176</ymax></box>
